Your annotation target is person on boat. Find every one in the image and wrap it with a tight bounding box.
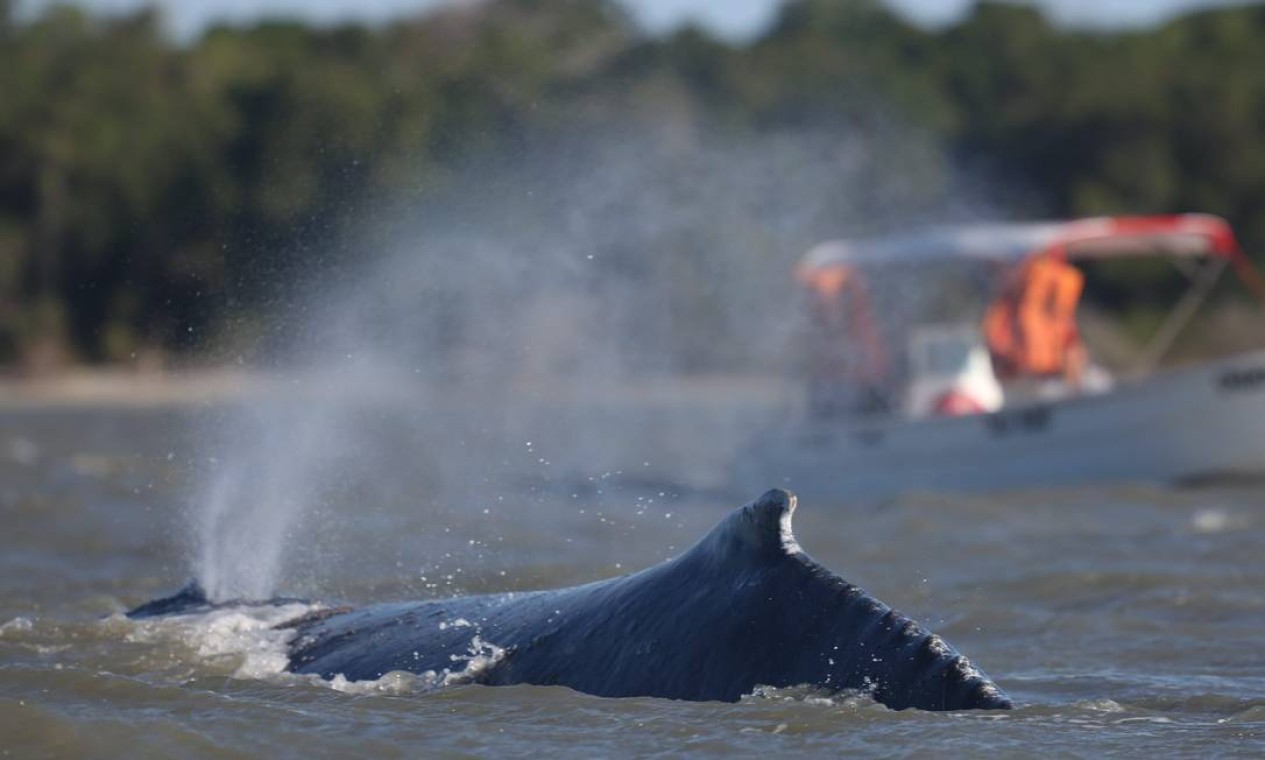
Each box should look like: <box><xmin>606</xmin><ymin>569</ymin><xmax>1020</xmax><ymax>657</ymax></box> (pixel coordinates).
<box><xmin>798</xmin><ymin>263</ymin><xmax>892</xmax><ymax>417</ymax></box>
<box><xmin>983</xmin><ymin>253</ymin><xmax>1086</xmax><ymax>392</ymax></box>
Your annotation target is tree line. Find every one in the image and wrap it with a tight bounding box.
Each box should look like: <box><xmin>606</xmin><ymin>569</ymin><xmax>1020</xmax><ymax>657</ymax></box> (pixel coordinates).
<box><xmin>1</xmin><ymin>0</ymin><xmax>1262</xmax><ymax>368</ymax></box>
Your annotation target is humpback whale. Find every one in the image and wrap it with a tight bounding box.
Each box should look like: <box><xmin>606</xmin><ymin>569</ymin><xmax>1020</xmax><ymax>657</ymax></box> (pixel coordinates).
<box><xmin>129</xmin><ymin>489</ymin><xmax>1011</xmax><ymax>711</ymax></box>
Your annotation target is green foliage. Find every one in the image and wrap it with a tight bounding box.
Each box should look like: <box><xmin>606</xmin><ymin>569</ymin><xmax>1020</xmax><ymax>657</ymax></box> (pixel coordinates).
<box><xmin>0</xmin><ymin>0</ymin><xmax>1262</xmax><ymax>366</ymax></box>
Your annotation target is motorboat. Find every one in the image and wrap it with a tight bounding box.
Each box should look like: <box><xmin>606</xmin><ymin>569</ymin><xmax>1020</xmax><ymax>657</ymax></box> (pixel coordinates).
<box><xmin>731</xmin><ymin>214</ymin><xmax>1265</xmax><ymax>501</ymax></box>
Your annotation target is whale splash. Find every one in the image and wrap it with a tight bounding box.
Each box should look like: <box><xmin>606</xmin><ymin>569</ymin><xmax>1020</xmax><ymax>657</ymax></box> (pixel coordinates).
<box><xmin>133</xmin><ymin>489</ymin><xmax>1011</xmax><ymax>711</ymax></box>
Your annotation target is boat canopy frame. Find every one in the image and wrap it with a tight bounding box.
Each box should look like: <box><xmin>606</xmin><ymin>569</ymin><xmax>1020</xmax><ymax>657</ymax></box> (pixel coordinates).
<box><xmin>799</xmin><ymin>214</ymin><xmax>1264</xmax><ymax>299</ymax></box>
<box><xmin>797</xmin><ymin>213</ymin><xmax>1265</xmax><ymax>379</ymax></box>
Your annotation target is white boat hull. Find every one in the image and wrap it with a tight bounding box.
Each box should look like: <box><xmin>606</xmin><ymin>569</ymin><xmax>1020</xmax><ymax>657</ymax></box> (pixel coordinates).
<box><xmin>731</xmin><ymin>350</ymin><xmax>1265</xmax><ymax>502</ymax></box>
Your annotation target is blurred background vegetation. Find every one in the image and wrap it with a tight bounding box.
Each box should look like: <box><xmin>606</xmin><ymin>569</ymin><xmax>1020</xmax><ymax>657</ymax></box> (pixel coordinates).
<box><xmin>1</xmin><ymin>0</ymin><xmax>1263</xmax><ymax>372</ymax></box>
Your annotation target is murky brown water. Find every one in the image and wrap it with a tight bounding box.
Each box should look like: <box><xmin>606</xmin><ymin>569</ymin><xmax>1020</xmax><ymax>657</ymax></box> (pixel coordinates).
<box><xmin>1</xmin><ymin>403</ymin><xmax>1263</xmax><ymax>757</ymax></box>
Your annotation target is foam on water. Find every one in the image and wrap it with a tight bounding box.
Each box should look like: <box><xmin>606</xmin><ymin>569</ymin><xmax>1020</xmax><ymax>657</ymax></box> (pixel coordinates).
<box><xmin>1189</xmin><ymin>507</ymin><xmax>1247</xmax><ymax>534</ymax></box>
<box><xmin>743</xmin><ymin>684</ymin><xmax>882</xmax><ymax>710</ymax></box>
<box><xmin>1079</xmin><ymin>698</ymin><xmax>1127</xmax><ymax>713</ymax></box>
<box><xmin>119</xmin><ymin>604</ymin><xmax>509</xmax><ymax>696</ymax></box>
<box><xmin>123</xmin><ymin>603</ymin><xmax>316</xmax><ymax>679</ymax></box>
<box><xmin>324</xmin><ymin>670</ymin><xmax>426</xmax><ymax>696</ymax></box>
<box><xmin>321</xmin><ymin>633</ymin><xmax>510</xmax><ymax>696</ymax></box>
<box><xmin>745</xmin><ymin>685</ymin><xmax>845</xmax><ymax>706</ymax></box>
<box><xmin>0</xmin><ymin>617</ymin><xmax>34</xmax><ymax>636</ymax></box>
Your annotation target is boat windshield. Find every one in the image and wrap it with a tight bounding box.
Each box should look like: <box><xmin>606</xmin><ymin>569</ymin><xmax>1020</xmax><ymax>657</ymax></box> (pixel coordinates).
<box><xmin>919</xmin><ymin>336</ymin><xmax>972</xmax><ymax>377</ymax></box>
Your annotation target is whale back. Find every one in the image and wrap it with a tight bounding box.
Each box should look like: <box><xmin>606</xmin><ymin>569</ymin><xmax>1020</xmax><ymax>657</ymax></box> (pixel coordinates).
<box><xmin>126</xmin><ymin>580</ymin><xmax>213</xmax><ymax>619</ymax></box>
<box><xmin>286</xmin><ymin>490</ymin><xmax>1011</xmax><ymax>710</ymax></box>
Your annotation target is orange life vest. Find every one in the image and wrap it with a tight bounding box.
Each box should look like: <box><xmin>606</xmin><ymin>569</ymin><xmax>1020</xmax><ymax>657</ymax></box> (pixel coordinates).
<box><xmin>984</xmin><ymin>256</ymin><xmax>1083</xmax><ymax>377</ymax></box>
<box><xmin>798</xmin><ymin>264</ymin><xmax>889</xmax><ymax>385</ymax></box>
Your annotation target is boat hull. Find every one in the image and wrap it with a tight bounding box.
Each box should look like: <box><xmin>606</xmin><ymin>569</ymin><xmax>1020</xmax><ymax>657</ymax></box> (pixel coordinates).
<box><xmin>731</xmin><ymin>350</ymin><xmax>1265</xmax><ymax>502</ymax></box>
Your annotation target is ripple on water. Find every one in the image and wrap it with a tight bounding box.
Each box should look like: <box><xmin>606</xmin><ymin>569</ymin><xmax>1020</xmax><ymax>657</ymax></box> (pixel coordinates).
<box><xmin>3</xmin><ymin>414</ymin><xmax>1265</xmax><ymax>758</ymax></box>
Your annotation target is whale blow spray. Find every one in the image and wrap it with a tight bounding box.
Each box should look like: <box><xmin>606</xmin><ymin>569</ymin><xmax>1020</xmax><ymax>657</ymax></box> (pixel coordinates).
<box><xmin>189</xmin><ymin>125</ymin><xmax>979</xmax><ymax>601</ymax></box>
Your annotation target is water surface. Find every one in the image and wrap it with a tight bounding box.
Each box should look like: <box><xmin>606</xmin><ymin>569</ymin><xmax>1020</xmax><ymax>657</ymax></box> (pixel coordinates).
<box><xmin>1</xmin><ymin>404</ymin><xmax>1262</xmax><ymax>757</ymax></box>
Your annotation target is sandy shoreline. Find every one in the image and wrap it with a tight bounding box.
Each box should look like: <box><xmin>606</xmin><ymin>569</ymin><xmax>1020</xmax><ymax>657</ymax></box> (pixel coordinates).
<box><xmin>0</xmin><ymin>368</ymin><xmax>263</xmax><ymax>410</ymax></box>
<box><xmin>0</xmin><ymin>367</ymin><xmax>793</xmax><ymax>411</ymax></box>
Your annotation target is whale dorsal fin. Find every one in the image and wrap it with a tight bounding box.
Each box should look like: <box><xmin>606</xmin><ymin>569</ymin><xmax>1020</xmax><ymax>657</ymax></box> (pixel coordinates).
<box><xmin>688</xmin><ymin>488</ymin><xmax>802</xmax><ymax>564</ymax></box>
